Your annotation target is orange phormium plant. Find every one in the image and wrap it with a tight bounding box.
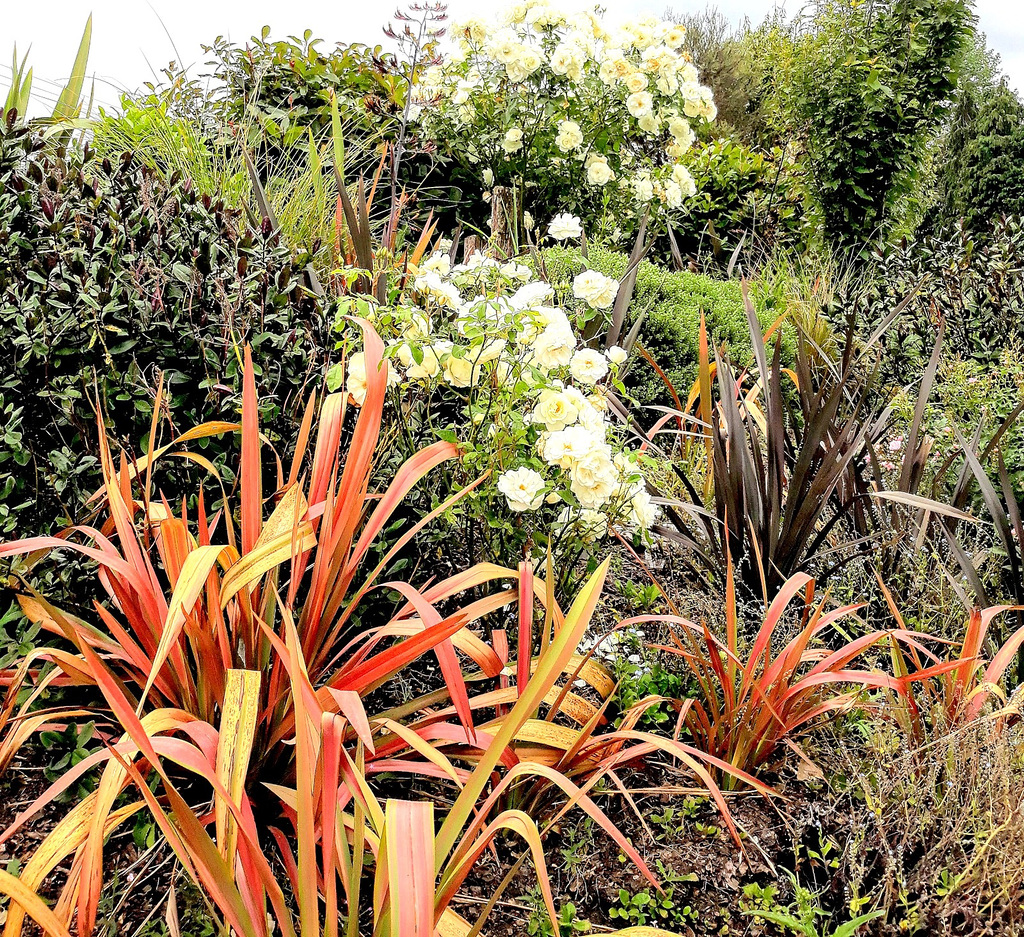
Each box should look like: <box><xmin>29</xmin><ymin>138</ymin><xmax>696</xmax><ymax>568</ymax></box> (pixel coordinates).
<box><xmin>877</xmin><ymin>578</ymin><xmax>1024</xmax><ymax>742</ymax></box>
<box><xmin>0</xmin><ymin>321</ymin><xmax>512</xmax><ymax>935</ymax></box>
<box><xmin>641</xmin><ymin>567</ymin><xmax>904</xmax><ymax>788</ymax></box>
<box><xmin>0</xmin><ymin>564</ymin><xmax>683</xmax><ymax>937</ymax></box>
<box><xmin>346</xmin><ymin>560</ymin><xmax>772</xmax><ymax>848</ymax></box>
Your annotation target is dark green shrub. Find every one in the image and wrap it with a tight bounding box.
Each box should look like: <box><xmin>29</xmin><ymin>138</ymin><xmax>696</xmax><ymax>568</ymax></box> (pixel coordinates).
<box><xmin>542</xmin><ymin>246</ymin><xmax>793</xmax><ymax>408</ymax></box>
<box><xmin>857</xmin><ymin>215</ymin><xmax>1024</xmax><ymax>375</ymax></box>
<box><xmin>932</xmin><ymin>83</ymin><xmax>1024</xmax><ymax>233</ymax></box>
<box><xmin>204</xmin><ymin>30</ymin><xmax>405</xmax><ymax>153</ymax></box>
<box><xmin>676</xmin><ymin>137</ymin><xmax>809</xmax><ymax>262</ymax></box>
<box><xmin>0</xmin><ymin>119</ymin><xmax>327</xmax><ymax>540</ymax></box>
<box><xmin>753</xmin><ymin>0</ymin><xmax>971</xmax><ymax>250</ymax></box>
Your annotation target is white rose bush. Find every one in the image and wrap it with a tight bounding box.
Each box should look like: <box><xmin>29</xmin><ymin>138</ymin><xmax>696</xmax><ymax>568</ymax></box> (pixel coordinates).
<box><xmin>332</xmin><ymin>240</ymin><xmax>660</xmax><ymax>566</ymax></box>
<box><xmin>413</xmin><ymin>0</ymin><xmax>716</xmax><ymax>230</ymax></box>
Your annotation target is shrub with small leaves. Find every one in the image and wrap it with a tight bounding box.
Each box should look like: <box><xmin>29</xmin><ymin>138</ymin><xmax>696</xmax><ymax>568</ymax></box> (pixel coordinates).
<box><xmin>0</xmin><ymin>118</ymin><xmax>327</xmax><ymax>546</ymax></box>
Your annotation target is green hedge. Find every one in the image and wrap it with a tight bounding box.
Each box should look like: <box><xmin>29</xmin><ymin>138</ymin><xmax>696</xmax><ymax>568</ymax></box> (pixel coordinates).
<box><xmin>0</xmin><ymin>120</ymin><xmax>328</xmax><ymax>541</ymax></box>
<box><xmin>542</xmin><ymin>245</ymin><xmax>793</xmax><ymax>408</ymax></box>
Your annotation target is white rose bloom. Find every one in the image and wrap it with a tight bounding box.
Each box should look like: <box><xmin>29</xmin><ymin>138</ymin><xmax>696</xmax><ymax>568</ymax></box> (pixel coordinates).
<box><xmin>662</xmin><ymin>179</ymin><xmax>684</xmax><ymax>209</ymax></box>
<box><xmin>629</xmin><ymin>489</ymin><xmax>660</xmax><ymax>529</ymax></box>
<box><xmin>402</xmin><ymin>311</ymin><xmax>432</xmax><ymax>341</ymax></box>
<box><xmin>570</xmin><ymin>453</ymin><xmax>619</xmax><ymax>508</ymax></box>
<box><xmin>482</xmin><ymin>167</ymin><xmax>495</xmax><ymax>186</ymax></box>
<box><xmin>569</xmin><ymin>348</ymin><xmax>610</xmax><ymax>385</ymax></box>
<box><xmin>521</xmin><ymin>48</ymin><xmax>543</xmax><ymax>74</ymax></box>
<box><xmin>541</xmin><ymin>425</ymin><xmax>605</xmax><ymax>468</ymax></box>
<box><xmin>665</xmin><ymin>26</ymin><xmax>687</xmax><ymax>46</ymax></box>
<box><xmin>656</xmin><ymin>74</ymin><xmax>678</xmax><ymax>95</ymax></box>
<box><xmin>606</xmin><ymin>345</ymin><xmax>628</xmax><ymax>365</ymax></box>
<box><xmin>510</xmin><ymin>281</ymin><xmax>555</xmax><ymax>310</ymax></box>
<box><xmin>554</xmin><ymin>119</ymin><xmax>584</xmax><ymax>152</ymax></box>
<box><xmin>632</xmin><ymin>172</ymin><xmax>655</xmax><ymax>203</ymax></box>
<box><xmin>561</xmin><ymin>384</ymin><xmax>590</xmax><ymax>409</ymax></box>
<box><xmin>572</xmin><ymin>270</ymin><xmax>619</xmax><ymax>310</ymax></box>
<box><xmin>576</xmin><ymin>401</ymin><xmax>606</xmax><ymax>433</ymax></box>
<box><xmin>462</xmin><ymin>18</ymin><xmax>489</xmax><ymax>44</ymax></box>
<box><xmin>475</xmin><ymin>338</ymin><xmax>507</xmax><ymax>363</ymax></box>
<box><xmin>531</xmin><ymin>389</ymin><xmax>580</xmax><ymax>431</ymax></box>
<box><xmin>548</xmin><ymin>212</ymin><xmax>583</xmax><ymax>240</ymax></box>
<box><xmin>505</xmin><ymin>58</ymin><xmax>530</xmax><ymax>82</ymax></box>
<box><xmin>397</xmin><ymin>343</ymin><xmax>441</xmax><ymax>380</ymax></box>
<box><xmin>490</xmin><ymin>33</ymin><xmax>522</xmax><ymax>63</ymax></box>
<box><xmin>550</xmin><ymin>43</ymin><xmax>584</xmax><ymax>81</ymax></box>
<box><xmin>517</xmin><ymin>304</ymin><xmax>570</xmax><ymax>344</ymax></box>
<box><xmin>505</xmin><ymin>2</ymin><xmax>528</xmax><ymax>23</ymax></box>
<box><xmin>420</xmin><ymin>251</ymin><xmax>451</xmax><ymax>277</ymax></box>
<box><xmin>532</xmin><ymin>323</ymin><xmax>576</xmax><ymax>370</ymax></box>
<box><xmin>346</xmin><ymin>352</ymin><xmax>368</xmax><ymax>405</ymax></box>
<box><xmin>638</xmin><ymin>113</ymin><xmax>661</xmax><ymax>134</ymax></box>
<box><xmin>624</xmin><ymin>70</ymin><xmax>649</xmax><ymax>94</ymax></box>
<box><xmin>415</xmin><ymin>271</ymin><xmax>463</xmax><ymax>309</ymax></box>
<box><xmin>443</xmin><ymin>350</ymin><xmax>484</xmax><ymax>387</ymax></box>
<box><xmin>672</xmin><ymin>163</ymin><xmax>697</xmax><ymax>197</ymax></box>
<box><xmin>346</xmin><ymin>352</ymin><xmax>395</xmax><ymax>404</ymax></box>
<box><xmin>668</xmin><ymin>117</ymin><xmax>695</xmax><ymax>151</ymax></box>
<box><xmin>497</xmin><ymin>467</ymin><xmax>546</xmax><ymax>512</ymax></box>
<box><xmin>626</xmin><ymin>91</ymin><xmax>654</xmax><ymax>119</ymax></box>
<box><xmin>503</xmin><ymin>128</ymin><xmax>524</xmax><ymax>153</ymax></box>
<box><xmin>598</xmin><ymin>58</ymin><xmax>619</xmax><ymax>85</ymax></box>
<box><xmin>500</xmin><ymin>260</ymin><xmax>532</xmax><ymax>282</ymax></box>
<box><xmin>586</xmin><ymin>155</ymin><xmax>615</xmax><ymax>186</ymax></box>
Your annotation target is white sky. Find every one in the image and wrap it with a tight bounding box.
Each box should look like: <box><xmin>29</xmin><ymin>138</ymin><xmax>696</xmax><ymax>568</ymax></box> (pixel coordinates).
<box><xmin>2</xmin><ymin>0</ymin><xmax>1022</xmax><ymax>116</ymax></box>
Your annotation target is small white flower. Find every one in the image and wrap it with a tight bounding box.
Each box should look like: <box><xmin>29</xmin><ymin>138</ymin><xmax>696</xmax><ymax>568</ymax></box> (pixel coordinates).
<box><xmin>532</xmin><ymin>389</ymin><xmax>580</xmax><ymax>432</ymax></box>
<box><xmin>482</xmin><ymin>167</ymin><xmax>495</xmax><ymax>186</ymax></box>
<box><xmin>569</xmin><ymin>348</ymin><xmax>610</xmax><ymax>385</ymax></box>
<box><xmin>502</xmin><ymin>128</ymin><xmax>524</xmax><ymax>153</ymax></box>
<box><xmin>606</xmin><ymin>345</ymin><xmax>628</xmax><ymax>365</ymax></box>
<box><xmin>626</xmin><ymin>90</ymin><xmax>654</xmax><ymax>119</ymax></box>
<box><xmin>573</xmin><ymin>270</ymin><xmax>619</xmax><ymax>310</ymax></box>
<box><xmin>497</xmin><ymin>467</ymin><xmax>546</xmax><ymax>512</ymax></box>
<box><xmin>532</xmin><ymin>323</ymin><xmax>576</xmax><ymax>370</ymax></box>
<box><xmin>548</xmin><ymin>212</ymin><xmax>583</xmax><ymax>241</ymax></box>
<box><xmin>396</xmin><ymin>343</ymin><xmax>441</xmax><ymax>381</ymax></box>
<box><xmin>510</xmin><ymin>281</ymin><xmax>555</xmax><ymax>310</ymax></box>
<box><xmin>554</xmin><ymin>119</ymin><xmax>584</xmax><ymax>152</ymax></box>
<box><xmin>629</xmin><ymin>489</ymin><xmax>659</xmax><ymax>529</ymax></box>
<box><xmin>586</xmin><ymin>155</ymin><xmax>615</xmax><ymax>186</ymax></box>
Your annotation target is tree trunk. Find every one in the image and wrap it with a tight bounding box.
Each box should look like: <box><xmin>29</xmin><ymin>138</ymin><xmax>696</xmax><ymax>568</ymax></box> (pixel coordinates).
<box><xmin>489</xmin><ymin>185</ymin><xmax>516</xmax><ymax>259</ymax></box>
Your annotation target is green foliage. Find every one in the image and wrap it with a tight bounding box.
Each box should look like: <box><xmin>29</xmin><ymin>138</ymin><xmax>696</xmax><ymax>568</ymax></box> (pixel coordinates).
<box><xmin>0</xmin><ymin>119</ymin><xmax>326</xmax><ymax>543</ymax></box>
<box><xmin>2</xmin><ymin>17</ymin><xmax>93</xmax><ymax>127</ymax></box>
<box><xmin>858</xmin><ymin>215</ymin><xmax>1024</xmax><ymax>372</ymax></box>
<box><xmin>204</xmin><ymin>29</ymin><xmax>404</xmax><ymax>152</ymax></box>
<box><xmin>0</xmin><ymin>602</ymin><xmax>37</xmax><ymax>669</ymax></box>
<box><xmin>741</xmin><ymin>874</ymin><xmax>884</xmax><ymax>937</ymax></box>
<box><xmin>677</xmin><ymin>137</ymin><xmax>809</xmax><ymax>261</ymax></box>
<box><xmin>541</xmin><ymin>245</ymin><xmax>793</xmax><ymax>408</ymax></box>
<box><xmin>614</xmin><ymin>651</ymin><xmax>687</xmax><ymax>731</ymax></box>
<box><xmin>608</xmin><ymin>885</ymin><xmax>698</xmax><ymax>929</ymax></box>
<box><xmin>932</xmin><ymin>82</ymin><xmax>1024</xmax><ymax>232</ymax></box>
<box><xmin>523</xmin><ymin>891</ymin><xmax>591</xmax><ymax>936</ymax></box>
<box><xmin>39</xmin><ymin>722</ymin><xmax>96</xmax><ymax>801</ymax></box>
<box><xmin>762</xmin><ymin>0</ymin><xmax>972</xmax><ymax>249</ymax></box>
